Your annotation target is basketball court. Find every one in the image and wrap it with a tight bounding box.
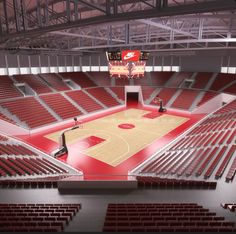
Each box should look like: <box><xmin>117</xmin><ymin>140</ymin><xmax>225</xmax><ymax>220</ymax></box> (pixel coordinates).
<box><xmin>45</xmin><ymin>108</ymin><xmax>189</xmax><ymax>167</ymax></box>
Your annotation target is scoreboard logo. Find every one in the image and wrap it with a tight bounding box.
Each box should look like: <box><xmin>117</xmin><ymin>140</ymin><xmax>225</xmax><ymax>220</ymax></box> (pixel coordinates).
<box><xmin>122</xmin><ymin>50</ymin><xmax>140</xmax><ymax>61</ymax></box>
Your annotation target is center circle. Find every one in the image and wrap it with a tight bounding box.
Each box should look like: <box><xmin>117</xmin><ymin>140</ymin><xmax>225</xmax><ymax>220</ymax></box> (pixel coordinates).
<box><xmin>118</xmin><ymin>123</ymin><xmax>135</xmax><ymax>129</ymax></box>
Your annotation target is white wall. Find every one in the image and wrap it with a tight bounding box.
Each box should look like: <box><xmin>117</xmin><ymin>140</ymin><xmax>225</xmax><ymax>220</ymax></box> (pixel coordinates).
<box><xmin>193</xmin><ymin>93</ymin><xmax>236</xmax><ymax>114</ymax></box>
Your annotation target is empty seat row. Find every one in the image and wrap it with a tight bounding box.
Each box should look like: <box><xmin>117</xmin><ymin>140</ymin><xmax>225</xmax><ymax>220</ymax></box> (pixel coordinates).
<box><xmin>39</xmin><ymin>73</ymin><xmax>71</xmax><ymax>91</ymax></box>
<box><xmin>1</xmin><ymin>97</ymin><xmax>57</xmax><ymax>128</ymax></box>
<box><xmin>0</xmin><ymin>203</ymin><xmax>81</xmax><ymax>232</ymax></box>
<box><xmin>103</xmin><ymin>203</ymin><xmax>235</xmax><ymax>232</ymax></box>
<box><xmin>0</xmin><ymin>143</ymin><xmax>37</xmax><ymax>156</ymax></box>
<box><xmin>0</xmin><ymin>157</ymin><xmax>68</xmax><ymax>178</ymax></box>
<box><xmin>136</xmin><ymin>176</ymin><xmax>217</xmax><ymax>189</ymax></box>
<box><xmin>13</xmin><ymin>74</ymin><xmax>53</xmax><ymax>94</ymax></box>
<box><xmin>65</xmin><ymin>90</ymin><xmax>103</xmax><ymax>113</ymax></box>
<box><xmin>40</xmin><ymin>93</ymin><xmax>82</xmax><ymax>120</ymax></box>
<box><xmin>0</xmin><ymin>175</ymin><xmax>69</xmax><ymax>188</ymax></box>
<box><xmin>60</xmin><ymin>72</ymin><xmax>97</xmax><ymax>88</ymax></box>
<box><xmin>0</xmin><ymin>75</ymin><xmax>23</xmax><ymax>100</ymax></box>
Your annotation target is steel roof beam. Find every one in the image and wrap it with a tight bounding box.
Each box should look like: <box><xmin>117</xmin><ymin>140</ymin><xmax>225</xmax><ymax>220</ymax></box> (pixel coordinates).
<box><xmin>71</xmin><ymin>37</ymin><xmax>236</xmax><ymax>50</ymax></box>
<box><xmin>77</xmin><ymin>0</ymin><xmax>106</xmax><ymax>14</ymax></box>
<box><xmin>137</xmin><ymin>19</ymin><xmax>196</xmax><ymax>38</ymax></box>
<box><xmin>2</xmin><ymin>0</ymin><xmax>236</xmax><ymax>41</ymax></box>
<box><xmin>49</xmin><ymin>31</ymin><xmax>125</xmax><ymax>42</ymax></box>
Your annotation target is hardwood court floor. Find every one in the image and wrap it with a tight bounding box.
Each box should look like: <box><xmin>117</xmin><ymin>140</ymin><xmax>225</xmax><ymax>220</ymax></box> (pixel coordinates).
<box><xmin>17</xmin><ymin>105</ymin><xmax>204</xmax><ymax>177</ymax></box>
<box><xmin>46</xmin><ymin>108</ymin><xmax>189</xmax><ymax>167</ymax></box>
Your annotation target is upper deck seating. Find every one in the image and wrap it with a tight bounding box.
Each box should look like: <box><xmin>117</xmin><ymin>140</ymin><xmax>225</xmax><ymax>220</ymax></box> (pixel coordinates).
<box><xmin>40</xmin><ymin>93</ymin><xmax>82</xmax><ymax>120</ymax></box>
<box><xmin>1</xmin><ymin>97</ymin><xmax>57</xmax><ymax>128</ymax></box>
<box><xmin>13</xmin><ymin>74</ymin><xmax>53</xmax><ymax>94</ymax></box>
<box><xmin>0</xmin><ymin>75</ymin><xmax>22</xmax><ymax>100</ymax></box>
<box><xmin>39</xmin><ymin>73</ymin><xmax>71</xmax><ymax>91</ymax></box>
<box><xmin>59</xmin><ymin>72</ymin><xmax>97</xmax><ymax>88</ymax></box>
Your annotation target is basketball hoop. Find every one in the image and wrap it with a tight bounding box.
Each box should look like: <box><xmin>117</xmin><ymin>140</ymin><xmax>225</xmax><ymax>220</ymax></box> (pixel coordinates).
<box><xmin>153</xmin><ymin>97</ymin><xmax>161</xmax><ymax>104</ymax></box>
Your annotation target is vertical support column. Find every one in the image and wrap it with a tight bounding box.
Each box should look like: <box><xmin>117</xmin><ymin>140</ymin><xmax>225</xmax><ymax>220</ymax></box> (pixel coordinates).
<box><xmin>72</xmin><ymin>55</ymin><xmax>75</xmax><ymax>72</ymax></box>
<box><xmin>107</xmin><ymin>25</ymin><xmax>112</xmax><ymax>46</ymax></box>
<box><xmin>106</xmin><ymin>0</ymin><xmax>111</xmax><ymax>15</ymax></box>
<box><xmin>156</xmin><ymin>0</ymin><xmax>161</xmax><ymax>9</ymax></box>
<box><xmin>227</xmin><ymin>56</ymin><xmax>231</xmax><ymax>73</ymax></box>
<box><xmin>98</xmin><ymin>54</ymin><xmax>101</xmax><ymax>71</ymax></box>
<box><xmin>66</xmin><ymin>0</ymin><xmax>71</xmax><ymax>22</ymax></box>
<box><xmin>89</xmin><ymin>55</ymin><xmax>92</xmax><ymax>72</ymax></box>
<box><xmin>170</xmin><ymin>19</ymin><xmax>174</xmax><ymax>49</ymax></box>
<box><xmin>220</xmin><ymin>56</ymin><xmax>223</xmax><ymax>68</ymax></box>
<box><xmin>13</xmin><ymin>0</ymin><xmax>21</xmax><ymax>32</ymax></box>
<box><xmin>161</xmin><ymin>57</ymin><xmax>164</xmax><ymax>71</ymax></box>
<box><xmin>146</xmin><ymin>24</ymin><xmax>150</xmax><ymax>43</ymax></box>
<box><xmin>113</xmin><ymin>0</ymin><xmax>118</xmax><ymax>15</ymax></box>
<box><xmin>198</xmin><ymin>18</ymin><xmax>204</xmax><ymax>39</ymax></box>
<box><xmin>0</xmin><ymin>1</ymin><xmax>3</xmax><ymax>35</ymax></box>
<box><xmin>17</xmin><ymin>55</ymin><xmax>21</xmax><ymax>74</ymax></box>
<box><xmin>152</xmin><ymin>56</ymin><xmax>155</xmax><ymax>71</ymax></box>
<box><xmin>5</xmin><ymin>54</ymin><xmax>9</xmax><ymax>76</ymax></box>
<box><xmin>74</xmin><ymin>1</ymin><xmax>79</xmax><ymax>21</ymax></box>
<box><xmin>179</xmin><ymin>56</ymin><xmax>181</xmax><ymax>72</ymax></box>
<box><xmin>28</xmin><ymin>55</ymin><xmax>32</xmax><ymax>74</ymax></box>
<box><xmin>170</xmin><ymin>55</ymin><xmax>173</xmax><ymax>71</ymax></box>
<box><xmin>79</xmin><ymin>56</ymin><xmax>82</xmax><ymax>71</ymax></box>
<box><xmin>65</xmin><ymin>55</ymin><xmax>67</xmax><ymax>72</ymax></box>
<box><xmin>39</xmin><ymin>55</ymin><xmax>42</xmax><ymax>74</ymax></box>
<box><xmin>125</xmin><ymin>23</ymin><xmax>129</xmax><ymax>45</ymax></box>
<box><xmin>44</xmin><ymin>0</ymin><xmax>49</xmax><ymax>26</ymax></box>
<box><xmin>3</xmin><ymin>0</ymin><xmax>9</xmax><ymax>33</ymax></box>
<box><xmin>56</xmin><ymin>55</ymin><xmax>59</xmax><ymax>73</ymax></box>
<box><xmin>48</xmin><ymin>55</ymin><xmax>50</xmax><ymax>73</ymax></box>
<box><xmin>37</xmin><ymin>0</ymin><xmax>42</xmax><ymax>27</ymax></box>
<box><xmin>20</xmin><ymin>0</ymin><xmax>27</xmax><ymax>31</ymax></box>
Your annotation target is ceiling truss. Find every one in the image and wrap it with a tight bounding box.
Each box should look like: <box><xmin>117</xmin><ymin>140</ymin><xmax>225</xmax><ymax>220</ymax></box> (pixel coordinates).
<box><xmin>0</xmin><ymin>0</ymin><xmax>236</xmax><ymax>55</ymax></box>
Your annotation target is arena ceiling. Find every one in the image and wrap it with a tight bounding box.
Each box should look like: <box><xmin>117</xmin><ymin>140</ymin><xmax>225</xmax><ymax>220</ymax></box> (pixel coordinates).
<box><xmin>0</xmin><ymin>0</ymin><xmax>236</xmax><ymax>56</ymax></box>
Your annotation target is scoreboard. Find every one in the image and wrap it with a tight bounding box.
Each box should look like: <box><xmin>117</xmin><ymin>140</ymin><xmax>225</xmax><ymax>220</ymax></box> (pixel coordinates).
<box><xmin>106</xmin><ymin>50</ymin><xmax>149</xmax><ymax>78</ymax></box>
